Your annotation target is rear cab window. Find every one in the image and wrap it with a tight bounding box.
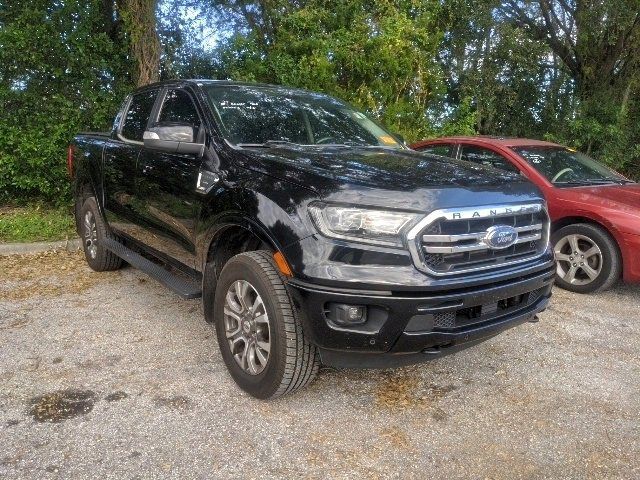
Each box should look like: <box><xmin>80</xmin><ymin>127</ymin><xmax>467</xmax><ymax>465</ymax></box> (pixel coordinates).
<box><xmin>120</xmin><ymin>89</ymin><xmax>158</xmax><ymax>142</ymax></box>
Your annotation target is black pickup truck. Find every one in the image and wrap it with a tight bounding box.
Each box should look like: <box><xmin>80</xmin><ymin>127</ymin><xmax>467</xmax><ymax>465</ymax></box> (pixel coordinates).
<box><xmin>70</xmin><ymin>80</ymin><xmax>555</xmax><ymax>398</ymax></box>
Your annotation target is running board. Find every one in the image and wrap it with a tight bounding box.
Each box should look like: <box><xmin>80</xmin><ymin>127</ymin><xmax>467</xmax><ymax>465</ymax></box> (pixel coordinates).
<box><xmin>102</xmin><ymin>238</ymin><xmax>202</xmax><ymax>299</ymax></box>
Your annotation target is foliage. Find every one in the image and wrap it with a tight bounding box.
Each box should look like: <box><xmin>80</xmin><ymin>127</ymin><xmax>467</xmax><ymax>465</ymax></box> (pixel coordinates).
<box><xmin>0</xmin><ymin>0</ymin><xmax>133</xmax><ymax>205</ymax></box>
<box><xmin>498</xmin><ymin>0</ymin><xmax>640</xmax><ymax>177</ymax></box>
<box><xmin>1</xmin><ymin>0</ymin><xmax>640</xmax><ymax>210</ymax></box>
<box><xmin>0</xmin><ymin>205</ymin><xmax>76</xmax><ymax>242</ymax></box>
<box><xmin>213</xmin><ymin>0</ymin><xmax>447</xmax><ymax>142</ymax></box>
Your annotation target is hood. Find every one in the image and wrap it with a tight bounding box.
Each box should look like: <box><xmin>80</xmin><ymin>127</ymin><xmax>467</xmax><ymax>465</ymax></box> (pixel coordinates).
<box><xmin>238</xmin><ymin>146</ymin><xmax>544</xmax><ymax>211</ymax></box>
<box><xmin>568</xmin><ymin>183</ymin><xmax>640</xmax><ymax>209</ymax></box>
<box><xmin>555</xmin><ymin>183</ymin><xmax>640</xmax><ymax>235</ymax></box>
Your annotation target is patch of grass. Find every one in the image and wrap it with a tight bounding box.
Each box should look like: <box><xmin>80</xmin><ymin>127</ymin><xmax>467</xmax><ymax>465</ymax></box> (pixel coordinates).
<box><xmin>0</xmin><ymin>205</ymin><xmax>76</xmax><ymax>243</ymax></box>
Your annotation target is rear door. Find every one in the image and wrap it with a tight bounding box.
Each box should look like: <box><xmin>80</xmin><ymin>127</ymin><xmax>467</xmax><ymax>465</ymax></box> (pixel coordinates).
<box><xmin>457</xmin><ymin>144</ymin><xmax>521</xmax><ymax>173</ymax></box>
<box><xmin>103</xmin><ymin>88</ymin><xmax>159</xmax><ymax>237</ymax></box>
<box><xmin>133</xmin><ymin>87</ymin><xmax>205</xmax><ymax>269</ymax></box>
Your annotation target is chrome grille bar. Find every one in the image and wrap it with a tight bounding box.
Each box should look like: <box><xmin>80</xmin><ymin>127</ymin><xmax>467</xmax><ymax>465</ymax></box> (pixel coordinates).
<box><xmin>422</xmin><ymin>224</ymin><xmax>543</xmax><ymax>244</ymax></box>
<box><xmin>423</xmin><ymin>232</ymin><xmax>542</xmax><ymax>254</ymax></box>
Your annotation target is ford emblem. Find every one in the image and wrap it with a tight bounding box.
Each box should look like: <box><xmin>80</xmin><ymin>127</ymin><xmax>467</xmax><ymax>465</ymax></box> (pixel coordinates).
<box><xmin>483</xmin><ymin>225</ymin><xmax>518</xmax><ymax>249</ymax></box>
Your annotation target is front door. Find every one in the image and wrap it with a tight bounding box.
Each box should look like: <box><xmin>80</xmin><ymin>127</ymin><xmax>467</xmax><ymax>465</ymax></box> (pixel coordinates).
<box><xmin>134</xmin><ymin>87</ymin><xmax>204</xmax><ymax>269</ymax></box>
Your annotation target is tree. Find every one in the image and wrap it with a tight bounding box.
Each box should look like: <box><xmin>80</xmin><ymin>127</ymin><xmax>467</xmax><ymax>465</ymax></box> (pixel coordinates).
<box><xmin>210</xmin><ymin>0</ymin><xmax>447</xmax><ymax>141</ymax></box>
<box><xmin>503</xmin><ymin>1</ymin><xmax>640</xmax><ymax>99</ymax></box>
<box><xmin>118</xmin><ymin>0</ymin><xmax>162</xmax><ymax>86</ymax></box>
<box><xmin>503</xmin><ymin>0</ymin><xmax>640</xmax><ymax>167</ymax></box>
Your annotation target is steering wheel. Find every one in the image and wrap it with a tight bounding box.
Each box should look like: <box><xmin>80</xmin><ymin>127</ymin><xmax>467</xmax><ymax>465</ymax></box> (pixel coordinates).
<box><xmin>552</xmin><ymin>168</ymin><xmax>574</xmax><ymax>183</ymax></box>
<box><xmin>315</xmin><ymin>136</ymin><xmax>336</xmax><ymax>145</ymax></box>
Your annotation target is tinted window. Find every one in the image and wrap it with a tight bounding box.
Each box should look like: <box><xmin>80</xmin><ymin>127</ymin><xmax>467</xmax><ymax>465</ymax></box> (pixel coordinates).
<box><xmin>121</xmin><ymin>90</ymin><xmax>157</xmax><ymax>141</ymax></box>
<box><xmin>417</xmin><ymin>144</ymin><xmax>452</xmax><ymax>157</ymax></box>
<box><xmin>203</xmin><ymin>85</ymin><xmax>401</xmax><ymax>148</ymax></box>
<box><xmin>460</xmin><ymin>145</ymin><xmax>519</xmax><ymax>173</ymax></box>
<box><xmin>158</xmin><ymin>89</ymin><xmax>201</xmax><ymax>127</ymax></box>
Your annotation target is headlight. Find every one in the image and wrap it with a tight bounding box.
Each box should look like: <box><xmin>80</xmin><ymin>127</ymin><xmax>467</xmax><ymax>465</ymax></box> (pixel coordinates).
<box><xmin>308</xmin><ymin>203</ymin><xmax>421</xmax><ymax>247</ymax></box>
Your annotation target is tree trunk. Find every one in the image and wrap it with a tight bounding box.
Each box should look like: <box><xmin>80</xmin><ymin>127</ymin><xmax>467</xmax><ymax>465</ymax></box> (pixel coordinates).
<box><xmin>117</xmin><ymin>0</ymin><xmax>161</xmax><ymax>86</ymax></box>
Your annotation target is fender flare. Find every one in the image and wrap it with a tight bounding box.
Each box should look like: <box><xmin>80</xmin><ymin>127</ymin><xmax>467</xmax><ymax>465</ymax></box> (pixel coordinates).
<box><xmin>197</xmin><ymin>213</ymin><xmax>285</xmax><ymax>272</ymax></box>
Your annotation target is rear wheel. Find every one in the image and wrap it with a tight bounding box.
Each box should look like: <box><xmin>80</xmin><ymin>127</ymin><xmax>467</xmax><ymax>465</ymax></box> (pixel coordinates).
<box><xmin>79</xmin><ymin>197</ymin><xmax>123</xmax><ymax>272</ymax></box>
<box><xmin>212</xmin><ymin>250</ymin><xmax>319</xmax><ymax>399</ymax></box>
<box><xmin>552</xmin><ymin>223</ymin><xmax>621</xmax><ymax>293</ymax></box>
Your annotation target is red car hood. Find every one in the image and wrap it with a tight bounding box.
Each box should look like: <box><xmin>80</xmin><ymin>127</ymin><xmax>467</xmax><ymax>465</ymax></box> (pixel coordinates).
<box><xmin>561</xmin><ymin>184</ymin><xmax>640</xmax><ymax>232</ymax></box>
<box><xmin>573</xmin><ymin>183</ymin><xmax>640</xmax><ymax>208</ymax></box>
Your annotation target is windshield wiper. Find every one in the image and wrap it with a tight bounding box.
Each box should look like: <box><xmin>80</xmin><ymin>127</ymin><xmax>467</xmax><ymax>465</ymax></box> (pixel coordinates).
<box><xmin>555</xmin><ymin>179</ymin><xmax>624</xmax><ymax>186</ymax></box>
<box><xmin>236</xmin><ymin>140</ymin><xmax>302</xmax><ymax>148</ymax></box>
<box><xmin>581</xmin><ymin>178</ymin><xmax>633</xmax><ymax>185</ymax></box>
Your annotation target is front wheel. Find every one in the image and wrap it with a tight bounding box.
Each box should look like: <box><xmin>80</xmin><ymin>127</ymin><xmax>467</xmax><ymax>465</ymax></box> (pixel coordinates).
<box><xmin>552</xmin><ymin>223</ymin><xmax>621</xmax><ymax>293</ymax></box>
<box><xmin>212</xmin><ymin>251</ymin><xmax>319</xmax><ymax>399</ymax></box>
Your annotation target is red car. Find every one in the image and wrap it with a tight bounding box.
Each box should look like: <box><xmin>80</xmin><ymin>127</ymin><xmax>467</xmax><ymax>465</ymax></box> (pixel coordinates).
<box><xmin>411</xmin><ymin>136</ymin><xmax>640</xmax><ymax>293</ymax></box>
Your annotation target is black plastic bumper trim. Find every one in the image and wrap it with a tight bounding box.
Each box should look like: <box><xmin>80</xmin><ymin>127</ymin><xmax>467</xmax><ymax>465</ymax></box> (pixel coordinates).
<box><xmin>318</xmin><ymin>295</ymin><xmax>549</xmax><ymax>369</ymax></box>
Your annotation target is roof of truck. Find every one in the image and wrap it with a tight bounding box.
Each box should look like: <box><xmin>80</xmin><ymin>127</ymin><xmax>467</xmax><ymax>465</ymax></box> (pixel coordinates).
<box><xmin>136</xmin><ymin>79</ymin><xmax>314</xmax><ymax>94</ymax></box>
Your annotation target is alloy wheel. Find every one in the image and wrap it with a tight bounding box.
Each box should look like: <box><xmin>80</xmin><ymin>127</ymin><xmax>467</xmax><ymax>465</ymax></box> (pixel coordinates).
<box><xmin>83</xmin><ymin>210</ymin><xmax>98</xmax><ymax>259</ymax></box>
<box><xmin>554</xmin><ymin>234</ymin><xmax>602</xmax><ymax>286</ymax></box>
<box><xmin>223</xmin><ymin>280</ymin><xmax>271</xmax><ymax>375</ymax></box>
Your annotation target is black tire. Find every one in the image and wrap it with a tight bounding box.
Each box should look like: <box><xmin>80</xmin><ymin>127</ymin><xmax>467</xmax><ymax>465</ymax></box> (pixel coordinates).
<box><xmin>551</xmin><ymin>223</ymin><xmax>621</xmax><ymax>293</ymax></box>
<box><xmin>212</xmin><ymin>250</ymin><xmax>319</xmax><ymax>399</ymax></box>
<box><xmin>78</xmin><ymin>197</ymin><xmax>123</xmax><ymax>272</ymax></box>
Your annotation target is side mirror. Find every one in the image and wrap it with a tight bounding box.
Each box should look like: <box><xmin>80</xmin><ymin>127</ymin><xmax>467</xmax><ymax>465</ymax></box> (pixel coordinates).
<box><xmin>143</xmin><ymin>124</ymin><xmax>204</xmax><ymax>156</ymax></box>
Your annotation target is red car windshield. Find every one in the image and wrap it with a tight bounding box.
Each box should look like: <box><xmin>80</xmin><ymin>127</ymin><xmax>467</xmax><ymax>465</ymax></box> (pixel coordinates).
<box><xmin>512</xmin><ymin>146</ymin><xmax>631</xmax><ymax>185</ymax></box>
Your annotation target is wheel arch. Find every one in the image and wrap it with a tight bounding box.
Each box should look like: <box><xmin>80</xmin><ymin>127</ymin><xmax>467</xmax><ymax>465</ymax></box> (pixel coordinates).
<box><xmin>200</xmin><ymin>217</ymin><xmax>283</xmax><ymax>323</ymax></box>
<box><xmin>551</xmin><ymin>215</ymin><xmax>624</xmax><ymax>276</ymax></box>
<box><xmin>204</xmin><ymin>220</ymin><xmax>279</xmax><ymax>272</ymax></box>
<box><xmin>73</xmin><ymin>178</ymin><xmax>105</xmax><ymax>235</ymax></box>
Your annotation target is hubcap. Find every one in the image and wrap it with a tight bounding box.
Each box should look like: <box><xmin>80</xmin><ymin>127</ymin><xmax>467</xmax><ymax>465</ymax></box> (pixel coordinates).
<box><xmin>83</xmin><ymin>211</ymin><xmax>98</xmax><ymax>259</ymax></box>
<box><xmin>223</xmin><ymin>280</ymin><xmax>271</xmax><ymax>375</ymax></box>
<box><xmin>554</xmin><ymin>234</ymin><xmax>602</xmax><ymax>286</ymax></box>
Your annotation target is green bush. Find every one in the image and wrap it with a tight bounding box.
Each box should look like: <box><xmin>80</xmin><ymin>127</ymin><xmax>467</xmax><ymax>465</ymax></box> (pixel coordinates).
<box><xmin>0</xmin><ymin>0</ymin><xmax>132</xmax><ymax>205</ymax></box>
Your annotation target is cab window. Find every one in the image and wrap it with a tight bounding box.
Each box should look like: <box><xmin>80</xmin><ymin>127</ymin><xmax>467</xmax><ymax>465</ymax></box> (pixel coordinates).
<box><xmin>121</xmin><ymin>89</ymin><xmax>158</xmax><ymax>141</ymax></box>
<box><xmin>157</xmin><ymin>89</ymin><xmax>201</xmax><ymax>127</ymax></box>
<box><xmin>459</xmin><ymin>145</ymin><xmax>519</xmax><ymax>173</ymax></box>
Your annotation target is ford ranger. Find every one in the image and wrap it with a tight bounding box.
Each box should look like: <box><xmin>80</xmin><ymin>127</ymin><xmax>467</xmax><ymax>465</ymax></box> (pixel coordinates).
<box><xmin>69</xmin><ymin>80</ymin><xmax>555</xmax><ymax>399</ymax></box>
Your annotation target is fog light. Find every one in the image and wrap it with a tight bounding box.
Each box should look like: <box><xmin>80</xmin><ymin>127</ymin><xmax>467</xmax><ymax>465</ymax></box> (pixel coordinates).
<box><xmin>327</xmin><ymin>303</ymin><xmax>367</xmax><ymax>325</ymax></box>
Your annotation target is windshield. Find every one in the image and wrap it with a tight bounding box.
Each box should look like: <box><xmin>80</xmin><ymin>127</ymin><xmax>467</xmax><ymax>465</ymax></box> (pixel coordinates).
<box><xmin>202</xmin><ymin>85</ymin><xmax>402</xmax><ymax>148</ymax></box>
<box><xmin>512</xmin><ymin>146</ymin><xmax>630</xmax><ymax>185</ymax></box>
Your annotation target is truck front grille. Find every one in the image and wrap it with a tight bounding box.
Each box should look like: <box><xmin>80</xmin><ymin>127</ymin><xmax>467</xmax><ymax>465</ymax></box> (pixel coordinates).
<box><xmin>430</xmin><ymin>285</ymin><xmax>549</xmax><ymax>330</ymax></box>
<box><xmin>407</xmin><ymin>203</ymin><xmax>549</xmax><ymax>276</ymax></box>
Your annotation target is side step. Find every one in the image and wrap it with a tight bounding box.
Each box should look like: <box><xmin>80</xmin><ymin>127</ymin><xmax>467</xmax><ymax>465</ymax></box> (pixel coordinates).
<box><xmin>102</xmin><ymin>238</ymin><xmax>202</xmax><ymax>299</ymax></box>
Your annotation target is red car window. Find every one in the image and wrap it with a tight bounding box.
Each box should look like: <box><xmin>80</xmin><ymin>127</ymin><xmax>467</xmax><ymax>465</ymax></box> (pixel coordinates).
<box><xmin>460</xmin><ymin>144</ymin><xmax>519</xmax><ymax>173</ymax></box>
<box><xmin>415</xmin><ymin>143</ymin><xmax>453</xmax><ymax>157</ymax></box>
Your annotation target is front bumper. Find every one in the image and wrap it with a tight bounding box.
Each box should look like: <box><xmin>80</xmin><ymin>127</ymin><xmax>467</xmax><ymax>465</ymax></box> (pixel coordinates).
<box><xmin>621</xmin><ymin>232</ymin><xmax>640</xmax><ymax>283</ymax></box>
<box><xmin>287</xmin><ymin>261</ymin><xmax>555</xmax><ymax>368</ymax></box>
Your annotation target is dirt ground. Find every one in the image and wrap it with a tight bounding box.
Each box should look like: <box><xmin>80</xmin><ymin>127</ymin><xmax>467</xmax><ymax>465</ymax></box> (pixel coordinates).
<box><xmin>1</xmin><ymin>250</ymin><xmax>638</xmax><ymax>479</ymax></box>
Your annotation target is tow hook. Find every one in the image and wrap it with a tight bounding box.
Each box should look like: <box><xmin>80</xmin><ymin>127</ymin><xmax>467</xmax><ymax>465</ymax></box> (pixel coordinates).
<box><xmin>422</xmin><ymin>347</ymin><xmax>442</xmax><ymax>355</ymax></box>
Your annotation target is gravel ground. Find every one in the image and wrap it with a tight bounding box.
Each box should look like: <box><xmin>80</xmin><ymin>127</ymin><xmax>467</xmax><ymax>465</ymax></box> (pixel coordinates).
<box><xmin>1</xmin><ymin>250</ymin><xmax>639</xmax><ymax>479</ymax></box>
